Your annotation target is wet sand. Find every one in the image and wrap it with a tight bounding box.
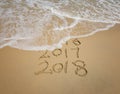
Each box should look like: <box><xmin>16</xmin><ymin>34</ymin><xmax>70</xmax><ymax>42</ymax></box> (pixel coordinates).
<box><xmin>0</xmin><ymin>24</ymin><xmax>120</xmax><ymax>94</ymax></box>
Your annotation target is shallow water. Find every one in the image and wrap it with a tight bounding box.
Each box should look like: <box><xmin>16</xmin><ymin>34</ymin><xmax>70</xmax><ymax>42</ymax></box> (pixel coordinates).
<box><xmin>0</xmin><ymin>0</ymin><xmax>120</xmax><ymax>50</ymax></box>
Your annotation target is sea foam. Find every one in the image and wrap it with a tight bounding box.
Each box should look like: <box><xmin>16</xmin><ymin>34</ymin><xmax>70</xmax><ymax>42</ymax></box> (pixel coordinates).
<box><xmin>0</xmin><ymin>0</ymin><xmax>120</xmax><ymax>51</ymax></box>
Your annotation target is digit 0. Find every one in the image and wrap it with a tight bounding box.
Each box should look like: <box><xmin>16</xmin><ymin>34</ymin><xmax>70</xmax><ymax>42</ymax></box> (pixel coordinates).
<box><xmin>52</xmin><ymin>49</ymin><xmax>62</xmax><ymax>57</ymax></box>
<box><xmin>52</xmin><ymin>63</ymin><xmax>63</xmax><ymax>73</ymax></box>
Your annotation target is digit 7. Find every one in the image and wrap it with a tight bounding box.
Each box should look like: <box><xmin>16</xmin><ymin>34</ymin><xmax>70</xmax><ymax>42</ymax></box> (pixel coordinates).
<box><xmin>71</xmin><ymin>47</ymin><xmax>80</xmax><ymax>58</ymax></box>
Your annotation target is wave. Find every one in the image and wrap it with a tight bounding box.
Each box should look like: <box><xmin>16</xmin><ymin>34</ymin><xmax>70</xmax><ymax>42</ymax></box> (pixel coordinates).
<box><xmin>0</xmin><ymin>0</ymin><xmax>120</xmax><ymax>51</ymax></box>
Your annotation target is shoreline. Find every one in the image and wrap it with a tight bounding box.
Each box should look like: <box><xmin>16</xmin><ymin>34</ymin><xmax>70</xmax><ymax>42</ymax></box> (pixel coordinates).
<box><xmin>0</xmin><ymin>24</ymin><xmax>119</xmax><ymax>52</ymax></box>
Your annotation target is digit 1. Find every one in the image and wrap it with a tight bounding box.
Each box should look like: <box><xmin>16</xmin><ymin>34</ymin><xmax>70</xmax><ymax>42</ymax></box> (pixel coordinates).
<box><xmin>65</xmin><ymin>48</ymin><xmax>68</xmax><ymax>58</ymax></box>
<box><xmin>76</xmin><ymin>47</ymin><xmax>80</xmax><ymax>58</ymax></box>
<box><xmin>64</xmin><ymin>61</ymin><xmax>68</xmax><ymax>74</ymax></box>
<box><xmin>66</xmin><ymin>41</ymin><xmax>68</xmax><ymax>45</ymax></box>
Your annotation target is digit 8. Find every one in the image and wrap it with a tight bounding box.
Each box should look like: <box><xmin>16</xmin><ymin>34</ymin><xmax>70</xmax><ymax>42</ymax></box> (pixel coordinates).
<box><xmin>72</xmin><ymin>60</ymin><xmax>88</xmax><ymax>77</ymax></box>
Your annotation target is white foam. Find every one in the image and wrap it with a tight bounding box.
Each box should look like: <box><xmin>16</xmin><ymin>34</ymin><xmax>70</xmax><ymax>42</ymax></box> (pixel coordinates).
<box><xmin>0</xmin><ymin>0</ymin><xmax>120</xmax><ymax>51</ymax></box>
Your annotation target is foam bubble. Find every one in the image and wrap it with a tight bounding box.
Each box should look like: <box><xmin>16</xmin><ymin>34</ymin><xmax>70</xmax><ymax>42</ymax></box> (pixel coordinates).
<box><xmin>0</xmin><ymin>0</ymin><xmax>120</xmax><ymax>51</ymax></box>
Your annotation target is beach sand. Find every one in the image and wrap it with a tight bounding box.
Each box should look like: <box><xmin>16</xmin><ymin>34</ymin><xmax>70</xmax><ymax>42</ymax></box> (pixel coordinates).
<box><xmin>0</xmin><ymin>24</ymin><xmax>120</xmax><ymax>94</ymax></box>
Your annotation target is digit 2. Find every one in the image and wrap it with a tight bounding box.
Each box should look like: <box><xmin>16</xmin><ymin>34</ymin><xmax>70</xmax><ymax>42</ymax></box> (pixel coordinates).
<box><xmin>34</xmin><ymin>60</ymin><xmax>52</xmax><ymax>75</ymax></box>
<box><xmin>39</xmin><ymin>50</ymin><xmax>50</xmax><ymax>59</ymax></box>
